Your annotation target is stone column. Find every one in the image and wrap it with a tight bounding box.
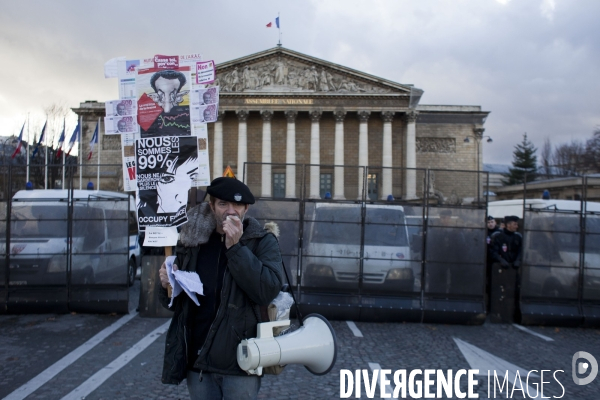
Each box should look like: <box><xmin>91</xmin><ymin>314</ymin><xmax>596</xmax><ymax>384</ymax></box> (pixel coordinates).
<box><xmin>405</xmin><ymin>110</ymin><xmax>418</xmax><ymax>199</ymax></box>
<box><xmin>309</xmin><ymin>109</ymin><xmax>322</xmax><ymax>199</ymax></box>
<box><xmin>357</xmin><ymin>110</ymin><xmax>370</xmax><ymax>199</ymax></box>
<box><xmin>285</xmin><ymin>110</ymin><xmax>298</xmax><ymax>198</ymax></box>
<box><xmin>333</xmin><ymin>109</ymin><xmax>346</xmax><ymax>200</ymax></box>
<box><xmin>212</xmin><ymin>111</ymin><xmax>225</xmax><ymax>180</ymax></box>
<box><xmin>260</xmin><ymin>110</ymin><xmax>273</xmax><ymax>197</ymax></box>
<box><xmin>381</xmin><ymin>111</ymin><xmax>394</xmax><ymax>200</ymax></box>
<box><xmin>236</xmin><ymin>110</ymin><xmax>249</xmax><ymax>182</ymax></box>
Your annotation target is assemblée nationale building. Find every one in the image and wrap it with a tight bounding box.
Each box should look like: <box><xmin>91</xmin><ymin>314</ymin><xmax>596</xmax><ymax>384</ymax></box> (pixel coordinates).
<box><xmin>74</xmin><ymin>47</ymin><xmax>489</xmax><ymax>201</ymax></box>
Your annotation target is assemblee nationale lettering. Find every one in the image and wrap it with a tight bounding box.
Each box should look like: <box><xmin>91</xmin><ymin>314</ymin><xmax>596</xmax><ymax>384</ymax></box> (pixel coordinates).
<box><xmin>244</xmin><ymin>99</ymin><xmax>314</xmax><ymax>105</ymax></box>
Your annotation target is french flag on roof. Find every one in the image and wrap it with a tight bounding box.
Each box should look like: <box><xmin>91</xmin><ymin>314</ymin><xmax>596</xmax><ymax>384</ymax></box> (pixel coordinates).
<box><xmin>266</xmin><ymin>16</ymin><xmax>280</xmax><ymax>28</ymax></box>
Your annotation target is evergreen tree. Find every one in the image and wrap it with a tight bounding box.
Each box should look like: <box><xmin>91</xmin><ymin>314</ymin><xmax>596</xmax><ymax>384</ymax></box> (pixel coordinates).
<box><xmin>503</xmin><ymin>133</ymin><xmax>538</xmax><ymax>185</ymax></box>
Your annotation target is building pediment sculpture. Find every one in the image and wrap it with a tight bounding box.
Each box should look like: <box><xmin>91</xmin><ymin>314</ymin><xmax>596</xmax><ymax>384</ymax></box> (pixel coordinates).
<box><xmin>214</xmin><ymin>47</ymin><xmax>412</xmax><ymax>95</ymax></box>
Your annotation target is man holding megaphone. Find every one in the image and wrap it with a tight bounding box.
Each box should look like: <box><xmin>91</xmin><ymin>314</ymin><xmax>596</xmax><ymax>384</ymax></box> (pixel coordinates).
<box><xmin>158</xmin><ymin>177</ymin><xmax>283</xmax><ymax>399</ymax></box>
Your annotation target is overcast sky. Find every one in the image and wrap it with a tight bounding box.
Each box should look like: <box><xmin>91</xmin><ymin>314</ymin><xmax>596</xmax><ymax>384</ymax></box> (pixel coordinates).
<box><xmin>0</xmin><ymin>0</ymin><xmax>598</xmax><ymax>164</ymax></box>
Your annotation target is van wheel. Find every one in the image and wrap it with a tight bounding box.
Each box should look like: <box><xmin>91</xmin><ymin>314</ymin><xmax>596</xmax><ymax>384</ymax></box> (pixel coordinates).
<box><xmin>128</xmin><ymin>258</ymin><xmax>136</xmax><ymax>286</ymax></box>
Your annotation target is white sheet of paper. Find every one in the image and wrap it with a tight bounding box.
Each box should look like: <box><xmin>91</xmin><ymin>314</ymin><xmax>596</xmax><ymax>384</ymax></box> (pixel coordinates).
<box><xmin>165</xmin><ymin>255</ymin><xmax>204</xmax><ymax>308</ymax></box>
<box><xmin>104</xmin><ymin>56</ymin><xmax>126</xmax><ymax>78</ymax></box>
<box><xmin>143</xmin><ymin>226</ymin><xmax>179</xmax><ymax>247</ymax></box>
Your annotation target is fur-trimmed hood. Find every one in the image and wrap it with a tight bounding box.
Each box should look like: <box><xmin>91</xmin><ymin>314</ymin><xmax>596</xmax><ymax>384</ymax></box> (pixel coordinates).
<box><xmin>178</xmin><ymin>202</ymin><xmax>278</xmax><ymax>247</ymax></box>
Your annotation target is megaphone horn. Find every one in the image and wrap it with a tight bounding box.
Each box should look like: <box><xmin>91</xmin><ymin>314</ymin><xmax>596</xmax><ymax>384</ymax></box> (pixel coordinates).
<box><xmin>237</xmin><ymin>314</ymin><xmax>337</xmax><ymax>376</ymax></box>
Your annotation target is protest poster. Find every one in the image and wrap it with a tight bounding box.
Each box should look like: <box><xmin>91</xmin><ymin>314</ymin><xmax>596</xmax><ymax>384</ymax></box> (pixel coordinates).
<box><xmin>105</xmin><ymin>99</ymin><xmax>137</xmax><ymax>117</ymax></box>
<box><xmin>191</xmin><ymin>87</ymin><xmax>219</xmax><ymax>106</ymax></box>
<box><xmin>136</xmin><ymin>65</ymin><xmax>192</xmax><ymax>137</ymax></box>
<box><xmin>195</xmin><ymin>60</ymin><xmax>215</xmax><ymax>85</ymax></box>
<box><xmin>191</xmin><ymin>122</ymin><xmax>211</xmax><ymax>187</ymax></box>
<box><xmin>136</xmin><ymin>135</ymin><xmax>198</xmax><ymax>228</ymax></box>
<box><xmin>121</xmin><ymin>133</ymin><xmax>137</xmax><ymax>192</ymax></box>
<box><xmin>105</xmin><ymin>115</ymin><xmax>139</xmax><ymax>135</ymax></box>
<box><xmin>190</xmin><ymin>104</ymin><xmax>218</xmax><ymax>124</ymax></box>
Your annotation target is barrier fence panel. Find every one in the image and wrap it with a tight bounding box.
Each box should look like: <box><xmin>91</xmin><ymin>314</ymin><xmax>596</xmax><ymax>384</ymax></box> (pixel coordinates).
<box><xmin>422</xmin><ymin>170</ymin><xmax>488</xmax><ymax>324</ymax></box>
<box><xmin>520</xmin><ymin>210</ymin><xmax>583</xmax><ymax>325</ymax></box>
<box><xmin>244</xmin><ymin>199</ymin><xmax>302</xmax><ymax>290</ymax></box>
<box><xmin>582</xmin><ymin>205</ymin><xmax>600</xmax><ymax>325</ymax></box>
<box><xmin>69</xmin><ymin>195</ymin><xmax>130</xmax><ymax>313</ymax></box>
<box><xmin>0</xmin><ymin>165</ymin><xmax>130</xmax><ymax>314</ymax></box>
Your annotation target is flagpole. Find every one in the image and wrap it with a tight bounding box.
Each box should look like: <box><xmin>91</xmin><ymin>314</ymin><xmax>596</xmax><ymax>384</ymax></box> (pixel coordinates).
<box><xmin>62</xmin><ymin>148</ymin><xmax>65</xmax><ymax>190</ymax></box>
<box><xmin>278</xmin><ymin>12</ymin><xmax>281</xmax><ymax>46</ymax></box>
<box><xmin>26</xmin><ymin>113</ymin><xmax>30</xmax><ymax>184</ymax></box>
<box><xmin>44</xmin><ymin>118</ymin><xmax>48</xmax><ymax>190</ymax></box>
<box><xmin>79</xmin><ymin>116</ymin><xmax>82</xmax><ymax>190</ymax></box>
<box><xmin>61</xmin><ymin>118</ymin><xmax>65</xmax><ymax>190</ymax></box>
<box><xmin>97</xmin><ymin>117</ymin><xmax>100</xmax><ymax>190</ymax></box>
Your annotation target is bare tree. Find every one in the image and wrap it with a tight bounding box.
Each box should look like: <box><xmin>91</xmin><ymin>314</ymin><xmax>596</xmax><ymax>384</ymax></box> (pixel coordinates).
<box><xmin>551</xmin><ymin>140</ymin><xmax>587</xmax><ymax>176</ymax></box>
<box><xmin>540</xmin><ymin>138</ymin><xmax>553</xmax><ymax>177</ymax></box>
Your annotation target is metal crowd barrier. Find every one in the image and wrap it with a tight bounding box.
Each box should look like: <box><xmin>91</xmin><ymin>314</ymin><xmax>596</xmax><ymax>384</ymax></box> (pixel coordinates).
<box><xmin>0</xmin><ymin>172</ymin><xmax>131</xmax><ymax>314</ymax></box>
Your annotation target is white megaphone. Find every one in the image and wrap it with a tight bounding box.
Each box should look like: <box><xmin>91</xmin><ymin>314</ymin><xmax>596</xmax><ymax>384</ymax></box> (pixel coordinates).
<box><xmin>237</xmin><ymin>314</ymin><xmax>337</xmax><ymax>376</ymax></box>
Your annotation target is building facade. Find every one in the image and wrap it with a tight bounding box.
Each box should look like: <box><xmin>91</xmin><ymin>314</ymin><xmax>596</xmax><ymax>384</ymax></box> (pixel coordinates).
<box><xmin>74</xmin><ymin>47</ymin><xmax>490</xmax><ymax>201</ymax></box>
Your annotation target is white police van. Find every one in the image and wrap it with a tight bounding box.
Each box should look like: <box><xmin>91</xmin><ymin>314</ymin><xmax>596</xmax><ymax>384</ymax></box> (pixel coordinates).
<box><xmin>302</xmin><ymin>203</ymin><xmax>415</xmax><ymax>293</ymax></box>
<box><xmin>2</xmin><ymin>189</ymin><xmax>140</xmax><ymax>287</ymax></box>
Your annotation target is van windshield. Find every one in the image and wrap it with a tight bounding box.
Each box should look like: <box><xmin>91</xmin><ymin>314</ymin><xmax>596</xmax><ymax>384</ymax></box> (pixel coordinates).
<box><xmin>10</xmin><ymin>205</ymin><xmax>104</xmax><ymax>239</ymax></box>
<box><xmin>364</xmin><ymin>208</ymin><xmax>408</xmax><ymax>247</ymax></box>
<box><xmin>311</xmin><ymin>207</ymin><xmax>408</xmax><ymax>247</ymax></box>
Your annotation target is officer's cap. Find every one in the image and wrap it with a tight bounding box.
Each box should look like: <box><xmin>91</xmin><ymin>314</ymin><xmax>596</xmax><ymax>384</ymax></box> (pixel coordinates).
<box><xmin>504</xmin><ymin>215</ymin><xmax>519</xmax><ymax>223</ymax></box>
<box><xmin>207</xmin><ymin>177</ymin><xmax>255</xmax><ymax>204</ymax></box>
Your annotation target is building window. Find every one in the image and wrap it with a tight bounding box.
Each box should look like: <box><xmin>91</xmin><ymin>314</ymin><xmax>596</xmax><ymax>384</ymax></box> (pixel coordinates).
<box><xmin>320</xmin><ymin>174</ymin><xmax>332</xmax><ymax>199</ymax></box>
<box><xmin>367</xmin><ymin>173</ymin><xmax>378</xmax><ymax>201</ymax></box>
<box><xmin>273</xmin><ymin>173</ymin><xmax>285</xmax><ymax>198</ymax></box>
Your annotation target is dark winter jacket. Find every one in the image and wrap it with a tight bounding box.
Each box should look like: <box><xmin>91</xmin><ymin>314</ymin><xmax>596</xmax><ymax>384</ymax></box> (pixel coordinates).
<box><xmin>486</xmin><ymin>226</ymin><xmax>501</xmax><ymax>266</ymax></box>
<box><xmin>159</xmin><ymin>202</ymin><xmax>283</xmax><ymax>384</ymax></box>
<box><xmin>490</xmin><ymin>228</ymin><xmax>523</xmax><ymax>267</ymax></box>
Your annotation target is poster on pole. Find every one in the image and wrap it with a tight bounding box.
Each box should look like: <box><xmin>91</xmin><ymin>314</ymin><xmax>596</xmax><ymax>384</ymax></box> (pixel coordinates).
<box><xmin>121</xmin><ymin>133</ymin><xmax>137</xmax><ymax>192</ymax></box>
<box><xmin>191</xmin><ymin>87</ymin><xmax>219</xmax><ymax>106</ymax></box>
<box><xmin>195</xmin><ymin>60</ymin><xmax>215</xmax><ymax>85</ymax></box>
<box><xmin>136</xmin><ymin>135</ymin><xmax>198</xmax><ymax>228</ymax></box>
<box><xmin>136</xmin><ymin>61</ymin><xmax>192</xmax><ymax>137</ymax></box>
<box><xmin>104</xmin><ymin>115</ymin><xmax>140</xmax><ymax>135</ymax></box>
<box><xmin>105</xmin><ymin>99</ymin><xmax>137</xmax><ymax>117</ymax></box>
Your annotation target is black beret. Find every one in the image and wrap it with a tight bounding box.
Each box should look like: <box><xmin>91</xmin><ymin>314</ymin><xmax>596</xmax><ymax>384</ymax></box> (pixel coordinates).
<box><xmin>487</xmin><ymin>215</ymin><xmax>495</xmax><ymax>221</ymax></box>
<box><xmin>207</xmin><ymin>177</ymin><xmax>255</xmax><ymax>204</ymax></box>
<box><xmin>504</xmin><ymin>215</ymin><xmax>519</xmax><ymax>223</ymax></box>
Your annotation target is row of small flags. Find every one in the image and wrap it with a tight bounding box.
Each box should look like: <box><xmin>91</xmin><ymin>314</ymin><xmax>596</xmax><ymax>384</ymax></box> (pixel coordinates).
<box><xmin>11</xmin><ymin>120</ymin><xmax>97</xmax><ymax>160</ymax></box>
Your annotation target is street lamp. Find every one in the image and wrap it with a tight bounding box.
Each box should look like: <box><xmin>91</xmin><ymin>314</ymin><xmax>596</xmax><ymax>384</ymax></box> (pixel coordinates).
<box><xmin>464</xmin><ymin>128</ymin><xmax>493</xmax><ymax>203</ymax></box>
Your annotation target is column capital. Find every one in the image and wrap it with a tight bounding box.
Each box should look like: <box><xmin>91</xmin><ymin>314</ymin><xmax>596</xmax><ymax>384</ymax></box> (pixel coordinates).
<box><xmin>236</xmin><ymin>109</ymin><xmax>249</xmax><ymax>122</ymax></box>
<box><xmin>217</xmin><ymin>110</ymin><xmax>225</xmax><ymax>122</ymax></box>
<box><xmin>309</xmin><ymin>109</ymin><xmax>322</xmax><ymax>122</ymax></box>
<box><xmin>405</xmin><ymin>110</ymin><xmax>418</xmax><ymax>123</ymax></box>
<box><xmin>333</xmin><ymin>109</ymin><xmax>346</xmax><ymax>123</ymax></box>
<box><xmin>381</xmin><ymin>111</ymin><xmax>395</xmax><ymax>123</ymax></box>
<box><xmin>260</xmin><ymin>110</ymin><xmax>274</xmax><ymax>122</ymax></box>
<box><xmin>357</xmin><ymin>110</ymin><xmax>371</xmax><ymax>123</ymax></box>
<box><xmin>285</xmin><ymin>110</ymin><xmax>298</xmax><ymax>123</ymax></box>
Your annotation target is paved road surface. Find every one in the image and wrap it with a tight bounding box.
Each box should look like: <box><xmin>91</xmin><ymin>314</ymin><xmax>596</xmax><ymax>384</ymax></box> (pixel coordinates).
<box><xmin>1</xmin><ymin>282</ymin><xmax>599</xmax><ymax>399</ymax></box>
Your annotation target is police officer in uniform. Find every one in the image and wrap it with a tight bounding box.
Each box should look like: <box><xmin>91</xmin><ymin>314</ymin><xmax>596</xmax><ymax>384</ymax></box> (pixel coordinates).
<box><xmin>485</xmin><ymin>216</ymin><xmax>501</xmax><ymax>310</ymax></box>
<box><xmin>489</xmin><ymin>215</ymin><xmax>523</xmax><ymax>323</ymax></box>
